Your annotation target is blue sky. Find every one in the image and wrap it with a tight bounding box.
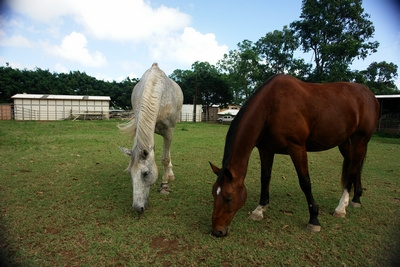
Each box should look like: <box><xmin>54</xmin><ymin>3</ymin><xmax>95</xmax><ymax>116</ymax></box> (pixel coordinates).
<box><xmin>0</xmin><ymin>0</ymin><xmax>399</xmax><ymax>88</ymax></box>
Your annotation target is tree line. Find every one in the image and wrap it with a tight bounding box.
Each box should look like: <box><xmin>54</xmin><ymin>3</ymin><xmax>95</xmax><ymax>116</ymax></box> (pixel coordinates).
<box><xmin>0</xmin><ymin>64</ymin><xmax>137</xmax><ymax>109</ymax></box>
<box><xmin>0</xmin><ymin>0</ymin><xmax>398</xmax><ymax>109</ymax></box>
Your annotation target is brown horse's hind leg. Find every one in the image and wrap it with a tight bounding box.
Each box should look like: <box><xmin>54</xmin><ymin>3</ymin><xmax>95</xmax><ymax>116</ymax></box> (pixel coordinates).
<box><xmin>335</xmin><ymin>140</ymin><xmax>368</xmax><ymax>216</ymax></box>
<box><xmin>289</xmin><ymin>146</ymin><xmax>321</xmax><ymax>232</ymax></box>
<box><xmin>250</xmin><ymin>149</ymin><xmax>274</xmax><ymax>221</ymax></box>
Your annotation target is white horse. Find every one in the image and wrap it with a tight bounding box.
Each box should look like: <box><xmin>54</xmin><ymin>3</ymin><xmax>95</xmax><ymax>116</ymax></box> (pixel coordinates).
<box><xmin>119</xmin><ymin>63</ymin><xmax>183</xmax><ymax>212</ymax></box>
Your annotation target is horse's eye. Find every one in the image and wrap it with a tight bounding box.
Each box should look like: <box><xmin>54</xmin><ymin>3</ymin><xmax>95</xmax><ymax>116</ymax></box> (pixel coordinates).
<box><xmin>143</xmin><ymin>171</ymin><xmax>149</xmax><ymax>178</ymax></box>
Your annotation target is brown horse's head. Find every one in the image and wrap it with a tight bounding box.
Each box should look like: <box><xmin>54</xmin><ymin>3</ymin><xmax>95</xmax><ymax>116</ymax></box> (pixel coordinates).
<box><xmin>209</xmin><ymin>162</ymin><xmax>247</xmax><ymax>237</ymax></box>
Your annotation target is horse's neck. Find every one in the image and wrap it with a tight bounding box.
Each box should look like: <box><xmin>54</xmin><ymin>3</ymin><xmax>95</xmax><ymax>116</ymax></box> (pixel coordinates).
<box><xmin>224</xmin><ymin>117</ymin><xmax>262</xmax><ymax>177</ymax></box>
<box><xmin>134</xmin><ymin>127</ymin><xmax>155</xmax><ymax>151</ymax></box>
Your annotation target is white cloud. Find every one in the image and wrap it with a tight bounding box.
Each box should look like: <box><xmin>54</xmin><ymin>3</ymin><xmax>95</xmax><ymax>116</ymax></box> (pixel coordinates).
<box><xmin>7</xmin><ymin>0</ymin><xmax>191</xmax><ymax>42</ymax></box>
<box><xmin>75</xmin><ymin>1</ymin><xmax>191</xmax><ymax>42</ymax></box>
<box><xmin>44</xmin><ymin>32</ymin><xmax>107</xmax><ymax>67</ymax></box>
<box><xmin>0</xmin><ymin>30</ymin><xmax>33</xmax><ymax>47</ymax></box>
<box><xmin>150</xmin><ymin>27</ymin><xmax>228</xmax><ymax>66</ymax></box>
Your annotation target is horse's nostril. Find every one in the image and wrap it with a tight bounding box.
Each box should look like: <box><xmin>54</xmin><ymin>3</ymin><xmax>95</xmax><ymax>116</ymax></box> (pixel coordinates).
<box><xmin>133</xmin><ymin>205</ymin><xmax>145</xmax><ymax>213</ymax></box>
<box><xmin>212</xmin><ymin>229</ymin><xmax>225</xmax><ymax>237</ymax></box>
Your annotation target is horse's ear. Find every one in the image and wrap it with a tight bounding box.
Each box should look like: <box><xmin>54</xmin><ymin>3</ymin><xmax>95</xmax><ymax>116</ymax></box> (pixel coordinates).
<box><xmin>141</xmin><ymin>149</ymin><xmax>149</xmax><ymax>160</ymax></box>
<box><xmin>119</xmin><ymin>147</ymin><xmax>132</xmax><ymax>157</ymax></box>
<box><xmin>209</xmin><ymin>162</ymin><xmax>221</xmax><ymax>175</ymax></box>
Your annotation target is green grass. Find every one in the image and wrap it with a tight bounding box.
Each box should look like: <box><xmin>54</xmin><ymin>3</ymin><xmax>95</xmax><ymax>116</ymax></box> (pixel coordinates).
<box><xmin>0</xmin><ymin>120</ymin><xmax>399</xmax><ymax>266</ymax></box>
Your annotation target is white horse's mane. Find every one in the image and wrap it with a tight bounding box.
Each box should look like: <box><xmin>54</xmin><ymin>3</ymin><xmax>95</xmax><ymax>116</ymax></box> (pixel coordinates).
<box><xmin>119</xmin><ymin>63</ymin><xmax>164</xmax><ymax>153</ymax></box>
<box><xmin>135</xmin><ymin>64</ymin><xmax>164</xmax><ymax>150</ymax></box>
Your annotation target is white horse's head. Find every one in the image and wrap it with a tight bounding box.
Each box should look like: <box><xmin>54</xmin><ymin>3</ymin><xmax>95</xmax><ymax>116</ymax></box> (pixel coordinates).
<box><xmin>123</xmin><ymin>146</ymin><xmax>158</xmax><ymax>212</ymax></box>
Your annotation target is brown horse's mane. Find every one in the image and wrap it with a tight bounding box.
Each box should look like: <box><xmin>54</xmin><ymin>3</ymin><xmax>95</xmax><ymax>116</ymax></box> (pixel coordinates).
<box><xmin>222</xmin><ymin>75</ymin><xmax>277</xmax><ymax>168</ymax></box>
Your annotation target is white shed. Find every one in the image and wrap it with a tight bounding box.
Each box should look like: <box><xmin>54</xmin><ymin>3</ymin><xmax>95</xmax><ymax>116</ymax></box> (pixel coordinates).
<box><xmin>180</xmin><ymin>104</ymin><xmax>203</xmax><ymax>122</ymax></box>
<box><xmin>11</xmin><ymin>94</ymin><xmax>111</xmax><ymax>121</ymax></box>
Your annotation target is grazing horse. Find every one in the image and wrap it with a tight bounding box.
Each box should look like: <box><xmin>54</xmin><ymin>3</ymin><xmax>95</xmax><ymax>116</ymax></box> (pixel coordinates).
<box><xmin>210</xmin><ymin>74</ymin><xmax>379</xmax><ymax>237</ymax></box>
<box><xmin>119</xmin><ymin>63</ymin><xmax>183</xmax><ymax>213</ymax></box>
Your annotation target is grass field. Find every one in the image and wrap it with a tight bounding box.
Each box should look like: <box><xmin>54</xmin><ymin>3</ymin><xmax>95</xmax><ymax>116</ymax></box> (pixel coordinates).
<box><xmin>0</xmin><ymin>120</ymin><xmax>399</xmax><ymax>266</ymax></box>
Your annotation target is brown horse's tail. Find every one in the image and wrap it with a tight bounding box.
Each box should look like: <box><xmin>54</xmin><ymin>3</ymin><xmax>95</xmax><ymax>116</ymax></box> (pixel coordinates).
<box><xmin>341</xmin><ymin>145</ymin><xmax>368</xmax><ymax>189</ymax></box>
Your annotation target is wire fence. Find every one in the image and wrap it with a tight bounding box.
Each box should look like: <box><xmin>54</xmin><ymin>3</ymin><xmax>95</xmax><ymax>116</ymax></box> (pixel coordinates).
<box><xmin>5</xmin><ymin>106</ymin><xmax>398</xmax><ymax>133</ymax></box>
<box><xmin>13</xmin><ymin>106</ymin><xmax>108</xmax><ymax>121</ymax></box>
<box><xmin>10</xmin><ymin>106</ymin><xmax>209</xmax><ymax>123</ymax></box>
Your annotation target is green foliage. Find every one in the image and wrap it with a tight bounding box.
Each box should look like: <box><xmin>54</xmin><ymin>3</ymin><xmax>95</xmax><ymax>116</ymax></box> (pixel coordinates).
<box><xmin>0</xmin><ymin>121</ymin><xmax>399</xmax><ymax>266</ymax></box>
<box><xmin>0</xmin><ymin>65</ymin><xmax>137</xmax><ymax>109</ymax></box>
<box><xmin>290</xmin><ymin>0</ymin><xmax>379</xmax><ymax>82</ymax></box>
<box><xmin>356</xmin><ymin>61</ymin><xmax>399</xmax><ymax>94</ymax></box>
<box><xmin>215</xmin><ymin>0</ymin><xmax>397</xmax><ymax>103</ymax></box>
<box><xmin>170</xmin><ymin>61</ymin><xmax>232</xmax><ymax>106</ymax></box>
<box><xmin>217</xmin><ymin>40</ymin><xmax>263</xmax><ymax>103</ymax></box>
<box><xmin>255</xmin><ymin>26</ymin><xmax>312</xmax><ymax>79</ymax></box>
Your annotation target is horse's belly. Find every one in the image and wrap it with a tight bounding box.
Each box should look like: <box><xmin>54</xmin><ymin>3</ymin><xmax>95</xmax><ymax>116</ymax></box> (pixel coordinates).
<box><xmin>305</xmin><ymin>141</ymin><xmax>337</xmax><ymax>152</ymax></box>
<box><xmin>305</xmin><ymin>132</ymin><xmax>350</xmax><ymax>152</ymax></box>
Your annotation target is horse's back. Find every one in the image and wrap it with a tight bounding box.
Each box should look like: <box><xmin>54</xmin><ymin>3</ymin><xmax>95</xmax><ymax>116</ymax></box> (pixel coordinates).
<box><xmin>252</xmin><ymin>74</ymin><xmax>379</xmax><ymax>152</ymax></box>
<box><xmin>132</xmin><ymin>63</ymin><xmax>183</xmax><ymax>122</ymax></box>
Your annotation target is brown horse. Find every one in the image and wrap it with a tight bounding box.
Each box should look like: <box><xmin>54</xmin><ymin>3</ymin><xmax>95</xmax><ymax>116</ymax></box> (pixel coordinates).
<box><xmin>210</xmin><ymin>74</ymin><xmax>380</xmax><ymax>237</ymax></box>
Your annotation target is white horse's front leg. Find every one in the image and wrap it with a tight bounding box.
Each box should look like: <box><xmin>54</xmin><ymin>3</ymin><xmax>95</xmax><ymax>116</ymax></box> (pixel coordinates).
<box><xmin>159</xmin><ymin>134</ymin><xmax>174</xmax><ymax>195</ymax></box>
<box><xmin>334</xmin><ymin>189</ymin><xmax>349</xmax><ymax>218</ymax></box>
<box><xmin>249</xmin><ymin>205</ymin><xmax>268</xmax><ymax>221</ymax></box>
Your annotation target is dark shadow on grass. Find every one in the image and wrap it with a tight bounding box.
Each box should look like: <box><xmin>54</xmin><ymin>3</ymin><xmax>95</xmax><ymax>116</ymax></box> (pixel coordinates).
<box><xmin>0</xmin><ymin>208</ymin><xmax>21</xmax><ymax>267</ymax></box>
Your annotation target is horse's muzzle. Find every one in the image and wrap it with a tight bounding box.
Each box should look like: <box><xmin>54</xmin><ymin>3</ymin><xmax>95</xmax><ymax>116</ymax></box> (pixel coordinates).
<box><xmin>133</xmin><ymin>202</ymin><xmax>148</xmax><ymax>213</ymax></box>
<box><xmin>211</xmin><ymin>226</ymin><xmax>230</xmax><ymax>237</ymax></box>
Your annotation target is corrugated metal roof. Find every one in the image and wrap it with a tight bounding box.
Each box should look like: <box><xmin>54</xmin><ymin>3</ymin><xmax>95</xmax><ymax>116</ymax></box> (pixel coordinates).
<box><xmin>11</xmin><ymin>94</ymin><xmax>111</xmax><ymax>101</ymax></box>
<box><xmin>375</xmin><ymin>95</ymin><xmax>400</xmax><ymax>99</ymax></box>
<box><xmin>218</xmin><ymin>109</ymin><xmax>240</xmax><ymax>116</ymax></box>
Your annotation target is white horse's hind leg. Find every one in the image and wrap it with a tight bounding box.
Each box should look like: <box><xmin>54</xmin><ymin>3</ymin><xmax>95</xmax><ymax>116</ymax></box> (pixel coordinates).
<box><xmin>249</xmin><ymin>205</ymin><xmax>268</xmax><ymax>221</ymax></box>
<box><xmin>334</xmin><ymin>189</ymin><xmax>349</xmax><ymax>218</ymax></box>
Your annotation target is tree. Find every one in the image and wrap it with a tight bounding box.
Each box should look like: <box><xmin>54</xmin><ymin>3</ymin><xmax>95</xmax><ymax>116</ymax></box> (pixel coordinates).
<box><xmin>0</xmin><ymin>65</ymin><xmax>137</xmax><ymax>108</ymax></box>
<box><xmin>357</xmin><ymin>61</ymin><xmax>399</xmax><ymax>94</ymax></box>
<box><xmin>217</xmin><ymin>40</ymin><xmax>262</xmax><ymax>104</ymax></box>
<box><xmin>170</xmin><ymin>62</ymin><xmax>231</xmax><ymax>107</ymax></box>
<box><xmin>255</xmin><ymin>26</ymin><xmax>311</xmax><ymax>79</ymax></box>
<box><xmin>291</xmin><ymin>0</ymin><xmax>379</xmax><ymax>82</ymax></box>
<box><xmin>170</xmin><ymin>68</ymin><xmax>196</xmax><ymax>105</ymax></box>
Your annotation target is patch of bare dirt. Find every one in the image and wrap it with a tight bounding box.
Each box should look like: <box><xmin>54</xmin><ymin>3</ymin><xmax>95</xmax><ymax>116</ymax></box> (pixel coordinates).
<box><xmin>150</xmin><ymin>236</ymin><xmax>179</xmax><ymax>257</ymax></box>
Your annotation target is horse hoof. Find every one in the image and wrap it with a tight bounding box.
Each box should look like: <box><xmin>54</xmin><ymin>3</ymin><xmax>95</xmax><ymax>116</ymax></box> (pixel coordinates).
<box><xmin>350</xmin><ymin>201</ymin><xmax>361</xmax><ymax>208</ymax></box>
<box><xmin>333</xmin><ymin>211</ymin><xmax>346</xmax><ymax>218</ymax></box>
<box><xmin>159</xmin><ymin>183</ymin><xmax>171</xmax><ymax>195</ymax></box>
<box><xmin>306</xmin><ymin>224</ymin><xmax>321</xmax><ymax>232</ymax></box>
<box><xmin>249</xmin><ymin>212</ymin><xmax>263</xmax><ymax>221</ymax></box>
<box><xmin>159</xmin><ymin>189</ymin><xmax>170</xmax><ymax>195</ymax></box>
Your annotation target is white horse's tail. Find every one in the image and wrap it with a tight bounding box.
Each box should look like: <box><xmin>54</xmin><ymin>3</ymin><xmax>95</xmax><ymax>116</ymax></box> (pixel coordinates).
<box><xmin>118</xmin><ymin>116</ymin><xmax>136</xmax><ymax>139</ymax></box>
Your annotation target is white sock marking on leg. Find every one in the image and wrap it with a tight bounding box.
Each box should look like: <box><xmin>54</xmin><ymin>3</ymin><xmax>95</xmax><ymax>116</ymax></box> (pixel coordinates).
<box><xmin>335</xmin><ymin>189</ymin><xmax>349</xmax><ymax>215</ymax></box>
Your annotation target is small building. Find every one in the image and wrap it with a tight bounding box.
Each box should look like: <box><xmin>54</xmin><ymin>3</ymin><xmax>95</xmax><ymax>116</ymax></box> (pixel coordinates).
<box><xmin>180</xmin><ymin>104</ymin><xmax>202</xmax><ymax>122</ymax></box>
<box><xmin>11</xmin><ymin>94</ymin><xmax>111</xmax><ymax>121</ymax></box>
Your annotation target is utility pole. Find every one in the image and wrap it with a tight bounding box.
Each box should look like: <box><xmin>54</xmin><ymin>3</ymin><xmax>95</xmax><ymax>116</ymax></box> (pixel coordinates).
<box><xmin>193</xmin><ymin>74</ymin><xmax>198</xmax><ymax>122</ymax></box>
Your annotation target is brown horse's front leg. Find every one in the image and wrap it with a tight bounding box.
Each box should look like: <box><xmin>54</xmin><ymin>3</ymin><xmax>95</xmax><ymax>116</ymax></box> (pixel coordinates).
<box><xmin>250</xmin><ymin>149</ymin><xmax>274</xmax><ymax>221</ymax></box>
<box><xmin>290</xmin><ymin>147</ymin><xmax>321</xmax><ymax>232</ymax></box>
